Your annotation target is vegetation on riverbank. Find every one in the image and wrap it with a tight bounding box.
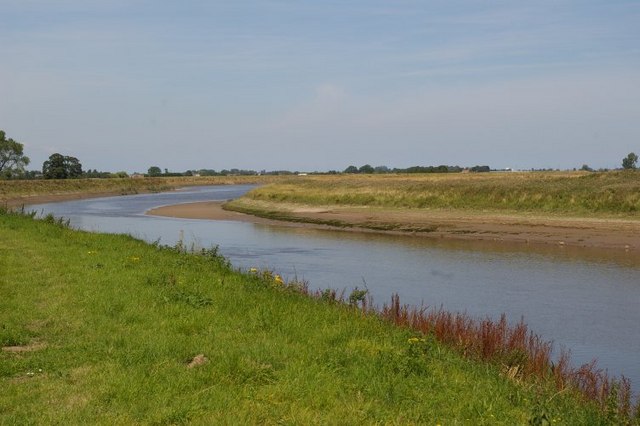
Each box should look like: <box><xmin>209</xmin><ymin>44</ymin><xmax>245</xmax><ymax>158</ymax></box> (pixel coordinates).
<box><xmin>0</xmin><ymin>209</ymin><xmax>629</xmax><ymax>424</ymax></box>
<box><xmin>232</xmin><ymin>171</ymin><xmax>640</xmax><ymax>217</ymax></box>
<box><xmin>0</xmin><ymin>175</ymin><xmax>277</xmax><ymax>207</ymax></box>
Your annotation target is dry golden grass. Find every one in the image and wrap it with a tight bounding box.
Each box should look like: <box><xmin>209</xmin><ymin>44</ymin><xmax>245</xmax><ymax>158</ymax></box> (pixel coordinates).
<box><xmin>243</xmin><ymin>171</ymin><xmax>640</xmax><ymax>217</ymax></box>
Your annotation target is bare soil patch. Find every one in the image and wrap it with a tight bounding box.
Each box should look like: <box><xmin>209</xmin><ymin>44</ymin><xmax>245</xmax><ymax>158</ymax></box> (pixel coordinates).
<box><xmin>187</xmin><ymin>354</ymin><xmax>208</xmax><ymax>368</ymax></box>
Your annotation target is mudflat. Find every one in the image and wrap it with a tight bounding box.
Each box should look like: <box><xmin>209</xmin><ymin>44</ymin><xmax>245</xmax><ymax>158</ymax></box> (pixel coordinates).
<box><xmin>147</xmin><ymin>200</ymin><xmax>640</xmax><ymax>252</ymax></box>
<box><xmin>148</xmin><ymin>201</ymin><xmax>277</xmax><ymax>223</ymax></box>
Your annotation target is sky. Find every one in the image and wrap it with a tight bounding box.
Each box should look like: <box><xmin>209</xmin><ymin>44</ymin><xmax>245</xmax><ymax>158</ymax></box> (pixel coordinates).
<box><xmin>1</xmin><ymin>1</ymin><xmax>639</xmax><ymax>173</ymax></box>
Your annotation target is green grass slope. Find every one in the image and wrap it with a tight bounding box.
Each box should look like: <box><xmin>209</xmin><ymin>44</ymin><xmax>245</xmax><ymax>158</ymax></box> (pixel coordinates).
<box><xmin>0</xmin><ymin>212</ymin><xmax>610</xmax><ymax>424</ymax></box>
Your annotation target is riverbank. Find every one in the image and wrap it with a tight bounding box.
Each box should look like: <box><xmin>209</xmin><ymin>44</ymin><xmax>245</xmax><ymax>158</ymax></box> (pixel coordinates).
<box><xmin>148</xmin><ymin>199</ymin><xmax>640</xmax><ymax>252</ymax></box>
<box><xmin>7</xmin><ymin>173</ymin><xmax>640</xmax><ymax>252</ymax></box>
<box><xmin>0</xmin><ymin>209</ymin><xmax>622</xmax><ymax>423</ymax></box>
<box><xmin>0</xmin><ymin>175</ymin><xmax>273</xmax><ymax>208</ymax></box>
<box><xmin>223</xmin><ymin>172</ymin><xmax>640</xmax><ymax>252</ymax></box>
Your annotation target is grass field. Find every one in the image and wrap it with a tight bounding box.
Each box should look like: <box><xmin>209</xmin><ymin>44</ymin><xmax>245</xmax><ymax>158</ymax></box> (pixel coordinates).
<box><xmin>0</xmin><ymin>210</ymin><xmax>622</xmax><ymax>424</ymax></box>
<box><xmin>235</xmin><ymin>171</ymin><xmax>640</xmax><ymax>217</ymax></box>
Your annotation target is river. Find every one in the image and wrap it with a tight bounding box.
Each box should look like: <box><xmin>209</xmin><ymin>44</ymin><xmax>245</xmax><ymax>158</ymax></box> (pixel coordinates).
<box><xmin>27</xmin><ymin>184</ymin><xmax>640</xmax><ymax>387</ymax></box>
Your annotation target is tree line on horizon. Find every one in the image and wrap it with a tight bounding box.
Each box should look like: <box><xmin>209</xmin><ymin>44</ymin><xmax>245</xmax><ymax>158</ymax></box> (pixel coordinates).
<box><xmin>1</xmin><ymin>129</ymin><xmax>638</xmax><ymax>180</ymax></box>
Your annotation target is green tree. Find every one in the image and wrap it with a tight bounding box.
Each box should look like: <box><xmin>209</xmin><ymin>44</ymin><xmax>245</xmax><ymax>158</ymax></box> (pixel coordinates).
<box><xmin>0</xmin><ymin>130</ymin><xmax>30</xmax><ymax>178</ymax></box>
<box><xmin>343</xmin><ymin>165</ymin><xmax>358</xmax><ymax>174</ymax></box>
<box><xmin>42</xmin><ymin>153</ymin><xmax>83</xmax><ymax>179</ymax></box>
<box><xmin>148</xmin><ymin>166</ymin><xmax>162</xmax><ymax>176</ymax></box>
<box><xmin>64</xmin><ymin>156</ymin><xmax>83</xmax><ymax>178</ymax></box>
<box><xmin>358</xmin><ymin>164</ymin><xmax>375</xmax><ymax>174</ymax></box>
<box><xmin>43</xmin><ymin>153</ymin><xmax>67</xmax><ymax>179</ymax></box>
<box><xmin>622</xmin><ymin>152</ymin><xmax>638</xmax><ymax>170</ymax></box>
<box><xmin>470</xmin><ymin>165</ymin><xmax>491</xmax><ymax>173</ymax></box>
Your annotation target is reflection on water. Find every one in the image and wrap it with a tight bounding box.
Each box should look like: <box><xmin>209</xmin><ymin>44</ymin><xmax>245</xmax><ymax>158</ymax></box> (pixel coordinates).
<box><xmin>27</xmin><ymin>185</ymin><xmax>640</xmax><ymax>387</ymax></box>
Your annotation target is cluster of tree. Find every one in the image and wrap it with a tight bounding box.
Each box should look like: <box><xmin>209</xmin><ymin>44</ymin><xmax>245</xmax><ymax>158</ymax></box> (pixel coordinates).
<box><xmin>469</xmin><ymin>165</ymin><xmax>491</xmax><ymax>173</ymax></box>
<box><xmin>622</xmin><ymin>152</ymin><xmax>638</xmax><ymax>170</ymax></box>
<box><xmin>84</xmin><ymin>169</ymin><xmax>129</xmax><ymax>179</ymax></box>
<box><xmin>192</xmin><ymin>168</ymin><xmax>259</xmax><ymax>176</ymax></box>
<box><xmin>1</xmin><ymin>130</ymin><xmax>87</xmax><ymax>180</ymax></box>
<box><xmin>149</xmin><ymin>167</ymin><xmax>264</xmax><ymax>177</ymax></box>
<box><xmin>2</xmin><ymin>129</ymin><xmax>639</xmax><ymax>180</ymax></box>
<box><xmin>0</xmin><ymin>130</ymin><xmax>30</xmax><ymax>179</ymax></box>
<box><xmin>578</xmin><ymin>153</ymin><xmax>637</xmax><ymax>172</ymax></box>
<box><xmin>146</xmin><ymin>166</ymin><xmax>186</xmax><ymax>177</ymax></box>
<box><xmin>343</xmin><ymin>164</ymin><xmax>466</xmax><ymax>174</ymax></box>
<box><xmin>42</xmin><ymin>153</ymin><xmax>83</xmax><ymax>179</ymax></box>
<box><xmin>88</xmin><ymin>153</ymin><xmax>640</xmax><ymax>179</ymax></box>
<box><xmin>259</xmin><ymin>170</ymin><xmax>297</xmax><ymax>176</ymax></box>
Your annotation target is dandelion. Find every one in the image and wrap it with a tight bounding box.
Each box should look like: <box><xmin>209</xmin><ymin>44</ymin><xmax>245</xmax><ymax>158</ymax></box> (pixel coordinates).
<box><xmin>130</xmin><ymin>256</ymin><xmax>140</xmax><ymax>262</ymax></box>
<box><xmin>87</xmin><ymin>251</ymin><xmax>97</xmax><ymax>255</ymax></box>
<box><xmin>274</xmin><ymin>274</ymin><xmax>284</xmax><ymax>285</ymax></box>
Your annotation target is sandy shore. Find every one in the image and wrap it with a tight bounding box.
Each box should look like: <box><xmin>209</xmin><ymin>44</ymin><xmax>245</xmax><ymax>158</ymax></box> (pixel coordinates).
<box><xmin>148</xmin><ymin>201</ymin><xmax>280</xmax><ymax>224</ymax></box>
<box><xmin>147</xmin><ymin>200</ymin><xmax>640</xmax><ymax>252</ymax></box>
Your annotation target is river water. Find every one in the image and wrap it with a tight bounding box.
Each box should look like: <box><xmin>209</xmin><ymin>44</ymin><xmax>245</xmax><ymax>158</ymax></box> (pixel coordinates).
<box><xmin>27</xmin><ymin>184</ymin><xmax>640</xmax><ymax>386</ymax></box>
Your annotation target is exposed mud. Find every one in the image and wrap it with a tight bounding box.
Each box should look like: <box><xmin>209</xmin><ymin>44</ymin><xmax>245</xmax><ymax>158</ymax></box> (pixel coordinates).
<box><xmin>147</xmin><ymin>200</ymin><xmax>640</xmax><ymax>252</ymax></box>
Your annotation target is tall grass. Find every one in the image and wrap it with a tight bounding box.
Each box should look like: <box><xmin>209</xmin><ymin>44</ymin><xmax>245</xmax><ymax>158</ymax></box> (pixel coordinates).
<box><xmin>243</xmin><ymin>171</ymin><xmax>640</xmax><ymax>216</ymax></box>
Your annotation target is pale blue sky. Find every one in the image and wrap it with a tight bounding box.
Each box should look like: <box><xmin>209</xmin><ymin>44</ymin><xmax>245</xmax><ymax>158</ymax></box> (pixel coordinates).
<box><xmin>1</xmin><ymin>1</ymin><xmax>639</xmax><ymax>172</ymax></box>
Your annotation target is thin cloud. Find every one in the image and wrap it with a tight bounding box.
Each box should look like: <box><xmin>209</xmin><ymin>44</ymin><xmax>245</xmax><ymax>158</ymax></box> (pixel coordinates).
<box><xmin>1</xmin><ymin>1</ymin><xmax>638</xmax><ymax>171</ymax></box>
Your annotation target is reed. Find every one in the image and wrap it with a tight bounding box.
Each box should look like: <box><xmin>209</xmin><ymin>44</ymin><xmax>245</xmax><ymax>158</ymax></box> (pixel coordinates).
<box><xmin>271</xmin><ymin>279</ymin><xmax>640</xmax><ymax>422</ymax></box>
<box><xmin>376</xmin><ymin>294</ymin><xmax>639</xmax><ymax>421</ymax></box>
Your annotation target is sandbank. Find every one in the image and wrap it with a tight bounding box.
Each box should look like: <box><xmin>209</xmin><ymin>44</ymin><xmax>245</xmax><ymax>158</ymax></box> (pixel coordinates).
<box><xmin>147</xmin><ymin>200</ymin><xmax>640</xmax><ymax>252</ymax></box>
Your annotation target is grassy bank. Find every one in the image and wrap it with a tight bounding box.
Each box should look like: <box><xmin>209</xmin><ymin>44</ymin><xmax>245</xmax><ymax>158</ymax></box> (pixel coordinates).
<box><xmin>231</xmin><ymin>171</ymin><xmax>640</xmax><ymax>217</ymax></box>
<box><xmin>0</xmin><ymin>211</ymin><xmax>621</xmax><ymax>424</ymax></box>
<box><xmin>0</xmin><ymin>176</ymin><xmax>277</xmax><ymax>207</ymax></box>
